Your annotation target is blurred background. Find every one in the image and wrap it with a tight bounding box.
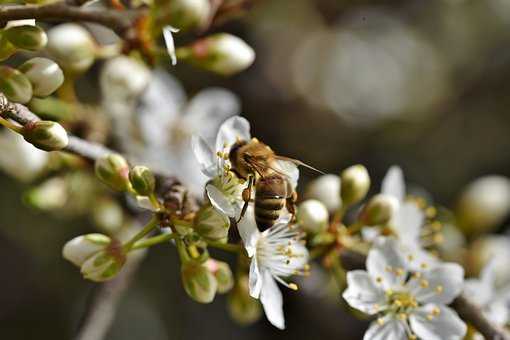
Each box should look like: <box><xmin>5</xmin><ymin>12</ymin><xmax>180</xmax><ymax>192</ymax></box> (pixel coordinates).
<box><xmin>2</xmin><ymin>0</ymin><xmax>510</xmax><ymax>339</ymax></box>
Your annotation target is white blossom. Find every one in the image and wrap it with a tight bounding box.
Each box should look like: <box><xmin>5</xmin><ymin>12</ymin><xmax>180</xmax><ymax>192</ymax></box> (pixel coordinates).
<box><xmin>105</xmin><ymin>70</ymin><xmax>240</xmax><ymax>196</ymax></box>
<box><xmin>192</xmin><ymin>116</ymin><xmax>250</xmax><ymax>217</ymax></box>
<box><xmin>362</xmin><ymin>166</ymin><xmax>437</xmax><ymax>271</ymax></box>
<box><xmin>464</xmin><ymin>260</ymin><xmax>510</xmax><ymax>335</ymax></box>
<box><xmin>237</xmin><ymin>206</ymin><xmax>309</xmax><ymax>329</ymax></box>
<box><xmin>343</xmin><ymin>238</ymin><xmax>466</xmax><ymax>340</ymax></box>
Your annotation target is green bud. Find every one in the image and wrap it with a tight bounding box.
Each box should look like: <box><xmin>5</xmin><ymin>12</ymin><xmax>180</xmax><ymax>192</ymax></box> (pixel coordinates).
<box><xmin>181</xmin><ymin>261</ymin><xmax>218</xmax><ymax>303</ymax></box>
<box><xmin>47</xmin><ymin>23</ymin><xmax>96</xmax><ymax>73</ymax></box>
<box><xmin>359</xmin><ymin>194</ymin><xmax>398</xmax><ymax>226</ymax></box>
<box><xmin>0</xmin><ymin>66</ymin><xmax>33</xmax><ymax>103</ymax></box>
<box><xmin>297</xmin><ymin>199</ymin><xmax>329</xmax><ymax>233</ymax></box>
<box><xmin>129</xmin><ymin>165</ymin><xmax>156</xmax><ymax>196</ymax></box>
<box><xmin>18</xmin><ymin>57</ymin><xmax>64</xmax><ymax>97</ymax></box>
<box><xmin>154</xmin><ymin>0</ymin><xmax>211</xmax><ymax>31</ymax></box>
<box><xmin>457</xmin><ymin>175</ymin><xmax>510</xmax><ymax>235</ymax></box>
<box><xmin>23</xmin><ymin>120</ymin><xmax>69</xmax><ymax>151</ymax></box>
<box><xmin>206</xmin><ymin>259</ymin><xmax>234</xmax><ymax>294</ymax></box>
<box><xmin>94</xmin><ymin>153</ymin><xmax>130</xmax><ymax>191</ymax></box>
<box><xmin>341</xmin><ymin>164</ymin><xmax>370</xmax><ymax>206</ymax></box>
<box><xmin>193</xmin><ymin>204</ymin><xmax>230</xmax><ymax>241</ymax></box>
<box><xmin>80</xmin><ymin>245</ymin><xmax>126</xmax><ymax>282</ymax></box>
<box><xmin>177</xmin><ymin>33</ymin><xmax>255</xmax><ymax>76</ymax></box>
<box><xmin>227</xmin><ymin>275</ymin><xmax>262</xmax><ymax>325</ymax></box>
<box><xmin>3</xmin><ymin>24</ymin><xmax>47</xmax><ymax>51</ymax></box>
<box><xmin>0</xmin><ymin>34</ymin><xmax>17</xmax><ymax>61</ymax></box>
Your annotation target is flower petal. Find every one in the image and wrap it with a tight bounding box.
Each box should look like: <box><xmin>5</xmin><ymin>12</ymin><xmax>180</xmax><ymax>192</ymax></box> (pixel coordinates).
<box><xmin>163</xmin><ymin>26</ymin><xmax>179</xmax><ymax>66</ymax></box>
<box><xmin>237</xmin><ymin>205</ymin><xmax>260</xmax><ymax>257</ymax></box>
<box><xmin>206</xmin><ymin>183</ymin><xmax>237</xmax><ymax>217</ymax></box>
<box><xmin>191</xmin><ymin>135</ymin><xmax>217</xmax><ymax>177</ymax></box>
<box><xmin>260</xmin><ymin>270</ymin><xmax>285</xmax><ymax>330</ymax></box>
<box><xmin>215</xmin><ymin>116</ymin><xmax>251</xmax><ymax>154</ymax></box>
<box><xmin>410</xmin><ymin>305</ymin><xmax>467</xmax><ymax>340</ymax></box>
<box><xmin>464</xmin><ymin>259</ymin><xmax>496</xmax><ymax>307</ymax></box>
<box><xmin>249</xmin><ymin>257</ymin><xmax>262</xmax><ymax>298</ymax></box>
<box><xmin>273</xmin><ymin>160</ymin><xmax>299</xmax><ymax>190</ymax></box>
<box><xmin>183</xmin><ymin>89</ymin><xmax>240</xmax><ymax>143</ymax></box>
<box><xmin>410</xmin><ymin>263</ymin><xmax>464</xmax><ymax>305</ymax></box>
<box><xmin>393</xmin><ymin>202</ymin><xmax>423</xmax><ymax>245</ymax></box>
<box><xmin>363</xmin><ymin>317</ymin><xmax>407</xmax><ymax>340</ymax></box>
<box><xmin>343</xmin><ymin>270</ymin><xmax>386</xmax><ymax>315</ymax></box>
<box><xmin>381</xmin><ymin>166</ymin><xmax>405</xmax><ymax>202</ymax></box>
<box><xmin>366</xmin><ymin>238</ymin><xmax>407</xmax><ymax>291</ymax></box>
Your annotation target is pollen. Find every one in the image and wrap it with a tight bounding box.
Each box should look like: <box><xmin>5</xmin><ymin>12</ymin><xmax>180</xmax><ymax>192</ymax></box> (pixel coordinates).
<box><xmin>397</xmin><ymin>313</ymin><xmax>408</xmax><ymax>320</ymax></box>
<box><xmin>288</xmin><ymin>283</ymin><xmax>298</xmax><ymax>291</ymax></box>
<box><xmin>420</xmin><ymin>263</ymin><xmax>428</xmax><ymax>270</ymax></box>
<box><xmin>407</xmin><ymin>254</ymin><xmax>414</xmax><ymax>262</ymax></box>
<box><xmin>435</xmin><ymin>285</ymin><xmax>443</xmax><ymax>294</ymax></box>
<box><xmin>420</xmin><ymin>280</ymin><xmax>429</xmax><ymax>288</ymax></box>
<box><xmin>376</xmin><ymin>276</ymin><xmax>383</xmax><ymax>284</ymax></box>
<box><xmin>377</xmin><ymin>317</ymin><xmax>385</xmax><ymax>326</ymax></box>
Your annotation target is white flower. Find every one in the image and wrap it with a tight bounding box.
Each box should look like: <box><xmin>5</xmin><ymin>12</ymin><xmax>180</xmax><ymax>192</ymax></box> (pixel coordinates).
<box><xmin>343</xmin><ymin>238</ymin><xmax>467</xmax><ymax>340</ymax></box>
<box><xmin>105</xmin><ymin>70</ymin><xmax>240</xmax><ymax>196</ymax></box>
<box><xmin>192</xmin><ymin>116</ymin><xmax>250</xmax><ymax>217</ymax></box>
<box><xmin>363</xmin><ymin>166</ymin><xmax>437</xmax><ymax>271</ymax></box>
<box><xmin>464</xmin><ymin>260</ymin><xmax>510</xmax><ymax>330</ymax></box>
<box><xmin>237</xmin><ymin>206</ymin><xmax>309</xmax><ymax>329</ymax></box>
<box><xmin>192</xmin><ymin>116</ymin><xmax>300</xmax><ymax>219</ymax></box>
<box><xmin>0</xmin><ymin>129</ymin><xmax>48</xmax><ymax>181</ymax></box>
<box><xmin>62</xmin><ymin>233</ymin><xmax>110</xmax><ymax>267</ymax></box>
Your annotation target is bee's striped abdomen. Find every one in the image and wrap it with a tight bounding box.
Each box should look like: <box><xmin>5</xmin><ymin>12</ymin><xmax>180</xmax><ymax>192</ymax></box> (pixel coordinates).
<box><xmin>255</xmin><ymin>197</ymin><xmax>285</xmax><ymax>231</ymax></box>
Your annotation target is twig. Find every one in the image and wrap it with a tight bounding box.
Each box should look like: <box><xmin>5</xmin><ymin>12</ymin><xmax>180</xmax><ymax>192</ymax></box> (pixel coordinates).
<box><xmin>339</xmin><ymin>249</ymin><xmax>510</xmax><ymax>340</ymax></box>
<box><xmin>0</xmin><ymin>2</ymin><xmax>144</xmax><ymax>36</ymax></box>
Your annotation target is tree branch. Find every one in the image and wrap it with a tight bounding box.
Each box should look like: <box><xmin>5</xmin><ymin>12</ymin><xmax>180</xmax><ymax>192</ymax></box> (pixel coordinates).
<box><xmin>339</xmin><ymin>249</ymin><xmax>510</xmax><ymax>340</ymax></box>
<box><xmin>0</xmin><ymin>2</ymin><xmax>144</xmax><ymax>36</ymax></box>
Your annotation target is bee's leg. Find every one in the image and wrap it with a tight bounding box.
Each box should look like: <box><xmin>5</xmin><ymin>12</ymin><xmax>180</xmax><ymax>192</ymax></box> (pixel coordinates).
<box><xmin>286</xmin><ymin>191</ymin><xmax>298</xmax><ymax>222</ymax></box>
<box><xmin>236</xmin><ymin>176</ymin><xmax>254</xmax><ymax>223</ymax></box>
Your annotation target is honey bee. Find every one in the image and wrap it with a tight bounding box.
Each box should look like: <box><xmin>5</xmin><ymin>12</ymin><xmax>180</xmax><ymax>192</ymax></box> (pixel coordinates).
<box><xmin>229</xmin><ymin>138</ymin><xmax>321</xmax><ymax>231</ymax></box>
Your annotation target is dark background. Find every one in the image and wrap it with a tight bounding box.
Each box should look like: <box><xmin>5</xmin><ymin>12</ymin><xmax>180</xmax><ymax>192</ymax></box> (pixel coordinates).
<box><xmin>1</xmin><ymin>0</ymin><xmax>510</xmax><ymax>338</ymax></box>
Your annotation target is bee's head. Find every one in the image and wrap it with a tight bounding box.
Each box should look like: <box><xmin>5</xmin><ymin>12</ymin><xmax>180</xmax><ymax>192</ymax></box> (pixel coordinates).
<box><xmin>228</xmin><ymin>140</ymin><xmax>248</xmax><ymax>170</ymax></box>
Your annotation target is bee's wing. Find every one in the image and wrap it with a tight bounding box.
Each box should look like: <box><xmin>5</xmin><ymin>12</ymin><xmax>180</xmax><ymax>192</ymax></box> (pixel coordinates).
<box><xmin>273</xmin><ymin>160</ymin><xmax>299</xmax><ymax>189</ymax></box>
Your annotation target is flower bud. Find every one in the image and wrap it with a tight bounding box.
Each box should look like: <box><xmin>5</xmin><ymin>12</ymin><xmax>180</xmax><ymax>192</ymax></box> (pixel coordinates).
<box><xmin>0</xmin><ymin>35</ymin><xmax>17</xmax><ymax>61</ymax></box>
<box><xmin>100</xmin><ymin>56</ymin><xmax>150</xmax><ymax>101</ymax></box>
<box><xmin>206</xmin><ymin>259</ymin><xmax>234</xmax><ymax>294</ymax></box>
<box><xmin>92</xmin><ymin>198</ymin><xmax>124</xmax><ymax>235</ymax></box>
<box><xmin>0</xmin><ymin>66</ymin><xmax>32</xmax><ymax>103</ymax></box>
<box><xmin>94</xmin><ymin>153</ymin><xmax>130</xmax><ymax>191</ymax></box>
<box><xmin>63</xmin><ymin>233</ymin><xmax>111</xmax><ymax>267</ymax></box>
<box><xmin>129</xmin><ymin>165</ymin><xmax>156</xmax><ymax>196</ymax></box>
<box><xmin>360</xmin><ymin>194</ymin><xmax>398</xmax><ymax>226</ymax></box>
<box><xmin>24</xmin><ymin>176</ymin><xmax>67</xmax><ymax>210</ymax></box>
<box><xmin>227</xmin><ymin>275</ymin><xmax>262</xmax><ymax>325</ymax></box>
<box><xmin>81</xmin><ymin>246</ymin><xmax>126</xmax><ymax>282</ymax></box>
<box><xmin>304</xmin><ymin>174</ymin><xmax>341</xmax><ymax>212</ymax></box>
<box><xmin>18</xmin><ymin>57</ymin><xmax>64</xmax><ymax>97</ymax></box>
<box><xmin>457</xmin><ymin>175</ymin><xmax>510</xmax><ymax>235</ymax></box>
<box><xmin>22</xmin><ymin>120</ymin><xmax>69</xmax><ymax>151</ymax></box>
<box><xmin>178</xmin><ymin>33</ymin><xmax>255</xmax><ymax>76</ymax></box>
<box><xmin>154</xmin><ymin>0</ymin><xmax>211</xmax><ymax>31</ymax></box>
<box><xmin>194</xmin><ymin>204</ymin><xmax>230</xmax><ymax>241</ymax></box>
<box><xmin>297</xmin><ymin>199</ymin><xmax>329</xmax><ymax>233</ymax></box>
<box><xmin>3</xmin><ymin>24</ymin><xmax>47</xmax><ymax>51</ymax></box>
<box><xmin>47</xmin><ymin>23</ymin><xmax>96</xmax><ymax>73</ymax></box>
<box><xmin>341</xmin><ymin>164</ymin><xmax>370</xmax><ymax>206</ymax></box>
<box><xmin>181</xmin><ymin>261</ymin><xmax>218</xmax><ymax>303</ymax></box>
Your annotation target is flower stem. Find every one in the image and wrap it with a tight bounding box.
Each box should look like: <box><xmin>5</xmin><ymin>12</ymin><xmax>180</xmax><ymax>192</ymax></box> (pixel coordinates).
<box><xmin>207</xmin><ymin>240</ymin><xmax>242</xmax><ymax>253</ymax></box>
<box><xmin>130</xmin><ymin>232</ymin><xmax>179</xmax><ymax>250</ymax></box>
<box><xmin>123</xmin><ymin>216</ymin><xmax>159</xmax><ymax>251</ymax></box>
<box><xmin>0</xmin><ymin>116</ymin><xmax>22</xmax><ymax>133</ymax></box>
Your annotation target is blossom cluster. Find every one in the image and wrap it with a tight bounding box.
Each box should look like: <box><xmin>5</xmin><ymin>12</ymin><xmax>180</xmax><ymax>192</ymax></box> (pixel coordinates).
<box><xmin>0</xmin><ymin>2</ymin><xmax>510</xmax><ymax>339</ymax></box>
